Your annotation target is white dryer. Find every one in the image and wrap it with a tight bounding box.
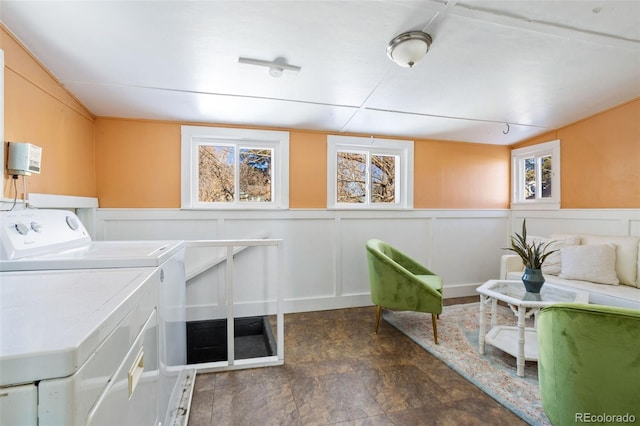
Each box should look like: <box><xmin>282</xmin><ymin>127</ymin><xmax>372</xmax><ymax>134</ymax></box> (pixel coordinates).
<box><xmin>0</xmin><ymin>209</ymin><xmax>188</xmax><ymax>425</ymax></box>
<box><xmin>1</xmin><ymin>267</ymin><xmax>160</xmax><ymax>425</ymax></box>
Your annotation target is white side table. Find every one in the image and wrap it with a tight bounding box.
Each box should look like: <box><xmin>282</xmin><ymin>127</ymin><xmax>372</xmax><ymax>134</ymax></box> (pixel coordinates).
<box><xmin>476</xmin><ymin>280</ymin><xmax>589</xmax><ymax>377</ymax></box>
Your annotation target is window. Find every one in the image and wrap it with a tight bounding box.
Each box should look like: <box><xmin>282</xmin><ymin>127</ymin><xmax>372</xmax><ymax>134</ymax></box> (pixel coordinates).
<box><xmin>181</xmin><ymin>126</ymin><xmax>289</xmax><ymax>209</ymax></box>
<box><xmin>327</xmin><ymin>135</ymin><xmax>413</xmax><ymax>209</ymax></box>
<box><xmin>511</xmin><ymin>140</ymin><xmax>560</xmax><ymax>209</ymax></box>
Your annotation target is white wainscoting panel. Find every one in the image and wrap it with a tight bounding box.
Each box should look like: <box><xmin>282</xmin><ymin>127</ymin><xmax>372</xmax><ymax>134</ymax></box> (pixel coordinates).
<box><xmin>510</xmin><ymin>210</ymin><xmax>640</xmax><ymax>238</ymax></box>
<box><xmin>186</xmin><ymin>262</ymin><xmax>222</xmax><ymax>320</ymax></box>
<box><xmin>339</xmin><ymin>217</ymin><xmax>431</xmax><ymax>297</ymax></box>
<box><xmin>224</xmin><ymin>218</ymin><xmax>337</xmax><ymax>301</ymax></box>
<box><xmin>631</xmin><ymin>218</ymin><xmax>640</xmax><ymax>237</ymax></box>
<box><xmin>93</xmin><ymin>209</ymin><xmax>510</xmax><ymax>316</ymax></box>
<box><xmin>99</xmin><ymin>208</ymin><xmax>640</xmax><ymax>317</ymax></box>
<box><xmin>94</xmin><ymin>208</ymin><xmax>639</xmax><ymax>316</ymax></box>
<box><xmin>430</xmin><ymin>216</ymin><xmax>508</xmax><ymax>295</ymax></box>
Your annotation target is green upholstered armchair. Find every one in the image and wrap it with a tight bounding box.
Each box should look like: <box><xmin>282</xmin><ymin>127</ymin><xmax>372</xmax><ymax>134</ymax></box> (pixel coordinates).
<box><xmin>366</xmin><ymin>239</ymin><xmax>443</xmax><ymax>343</ymax></box>
<box><xmin>537</xmin><ymin>303</ymin><xmax>640</xmax><ymax>425</ymax></box>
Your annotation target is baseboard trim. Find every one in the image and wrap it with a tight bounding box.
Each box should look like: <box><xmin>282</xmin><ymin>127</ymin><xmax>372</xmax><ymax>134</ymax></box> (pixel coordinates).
<box><xmin>443</xmin><ymin>282</ymin><xmax>482</xmax><ymax>299</ymax></box>
<box><xmin>283</xmin><ymin>294</ymin><xmax>373</xmax><ymax>313</ymax></box>
<box><xmin>186</xmin><ymin>286</ymin><xmax>483</xmax><ymax>320</ymax></box>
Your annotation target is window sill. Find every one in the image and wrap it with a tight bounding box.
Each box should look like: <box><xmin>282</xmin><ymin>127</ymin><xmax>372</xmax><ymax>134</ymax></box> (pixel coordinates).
<box><xmin>181</xmin><ymin>206</ymin><xmax>290</xmax><ymax>211</ymax></box>
<box><xmin>327</xmin><ymin>205</ymin><xmax>413</xmax><ymax>210</ymax></box>
<box><xmin>510</xmin><ymin>202</ymin><xmax>560</xmax><ymax>210</ymax></box>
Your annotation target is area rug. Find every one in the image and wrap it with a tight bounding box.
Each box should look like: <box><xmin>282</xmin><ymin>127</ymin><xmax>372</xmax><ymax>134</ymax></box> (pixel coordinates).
<box><xmin>384</xmin><ymin>302</ymin><xmax>551</xmax><ymax>426</ymax></box>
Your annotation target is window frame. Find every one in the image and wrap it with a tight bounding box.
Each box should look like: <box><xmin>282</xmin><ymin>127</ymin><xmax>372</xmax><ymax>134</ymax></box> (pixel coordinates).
<box><xmin>511</xmin><ymin>139</ymin><xmax>561</xmax><ymax>210</ymax></box>
<box><xmin>327</xmin><ymin>135</ymin><xmax>413</xmax><ymax>209</ymax></box>
<box><xmin>181</xmin><ymin>125</ymin><xmax>289</xmax><ymax>209</ymax></box>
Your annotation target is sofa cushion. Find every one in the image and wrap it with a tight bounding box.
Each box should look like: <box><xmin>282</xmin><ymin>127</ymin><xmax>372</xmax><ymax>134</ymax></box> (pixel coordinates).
<box><xmin>559</xmin><ymin>244</ymin><xmax>619</xmax><ymax>285</ymax></box>
<box><xmin>580</xmin><ymin>235</ymin><xmax>639</xmax><ymax>287</ymax></box>
<box><xmin>528</xmin><ymin>235</ymin><xmax>581</xmax><ymax>276</ymax></box>
<box><xmin>505</xmin><ymin>271</ymin><xmax>640</xmax><ymax>310</ymax></box>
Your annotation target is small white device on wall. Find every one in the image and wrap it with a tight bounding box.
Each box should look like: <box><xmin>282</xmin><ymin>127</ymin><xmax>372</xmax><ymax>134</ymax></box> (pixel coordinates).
<box><xmin>7</xmin><ymin>142</ymin><xmax>42</xmax><ymax>176</ymax></box>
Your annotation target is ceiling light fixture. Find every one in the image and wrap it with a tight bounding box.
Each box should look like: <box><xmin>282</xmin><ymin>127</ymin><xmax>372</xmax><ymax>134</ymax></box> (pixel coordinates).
<box><xmin>238</xmin><ymin>57</ymin><xmax>301</xmax><ymax>77</ymax></box>
<box><xmin>386</xmin><ymin>31</ymin><xmax>432</xmax><ymax>68</ymax></box>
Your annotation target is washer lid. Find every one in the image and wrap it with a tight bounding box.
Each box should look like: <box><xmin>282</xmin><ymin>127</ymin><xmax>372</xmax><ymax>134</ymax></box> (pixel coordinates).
<box><xmin>0</xmin><ymin>240</ymin><xmax>184</xmax><ymax>271</ymax></box>
<box><xmin>0</xmin><ymin>267</ymin><xmax>156</xmax><ymax>386</ymax></box>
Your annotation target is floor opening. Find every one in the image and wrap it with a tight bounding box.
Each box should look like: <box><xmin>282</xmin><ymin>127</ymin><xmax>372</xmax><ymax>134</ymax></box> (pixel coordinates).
<box><xmin>186</xmin><ymin>316</ymin><xmax>276</xmax><ymax>364</ymax></box>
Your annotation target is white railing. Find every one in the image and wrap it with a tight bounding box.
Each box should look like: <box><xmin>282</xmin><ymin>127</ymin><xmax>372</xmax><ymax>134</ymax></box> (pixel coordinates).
<box><xmin>184</xmin><ymin>238</ymin><xmax>284</xmax><ymax>372</ymax></box>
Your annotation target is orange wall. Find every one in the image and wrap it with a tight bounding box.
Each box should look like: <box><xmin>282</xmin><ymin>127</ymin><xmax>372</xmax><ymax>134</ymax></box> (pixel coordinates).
<box><xmin>414</xmin><ymin>140</ymin><xmax>510</xmax><ymax>208</ymax></box>
<box><xmin>289</xmin><ymin>131</ymin><xmax>327</xmax><ymax>208</ymax></box>
<box><xmin>94</xmin><ymin>119</ymin><xmax>181</xmax><ymax>207</ymax></box>
<box><xmin>515</xmin><ymin>99</ymin><xmax>640</xmax><ymax>208</ymax></box>
<box><xmin>94</xmin><ymin>118</ymin><xmax>511</xmax><ymax>209</ymax></box>
<box><xmin>2</xmin><ymin>26</ymin><xmax>95</xmax><ymax>199</ymax></box>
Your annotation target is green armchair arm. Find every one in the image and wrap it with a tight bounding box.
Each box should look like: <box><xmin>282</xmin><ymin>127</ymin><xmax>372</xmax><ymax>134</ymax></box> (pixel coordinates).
<box><xmin>537</xmin><ymin>303</ymin><xmax>640</xmax><ymax>425</ymax></box>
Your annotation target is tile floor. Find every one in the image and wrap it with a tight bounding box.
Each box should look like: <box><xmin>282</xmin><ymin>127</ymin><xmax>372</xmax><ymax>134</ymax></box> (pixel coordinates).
<box><xmin>187</xmin><ymin>297</ymin><xmax>527</xmax><ymax>425</ymax></box>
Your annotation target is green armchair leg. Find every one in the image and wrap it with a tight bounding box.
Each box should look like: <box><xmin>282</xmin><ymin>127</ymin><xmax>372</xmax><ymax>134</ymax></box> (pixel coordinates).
<box><xmin>375</xmin><ymin>305</ymin><xmax>383</xmax><ymax>334</ymax></box>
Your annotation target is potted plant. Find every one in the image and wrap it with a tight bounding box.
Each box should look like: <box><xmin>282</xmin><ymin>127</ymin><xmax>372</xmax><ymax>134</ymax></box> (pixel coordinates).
<box><xmin>504</xmin><ymin>219</ymin><xmax>557</xmax><ymax>293</ymax></box>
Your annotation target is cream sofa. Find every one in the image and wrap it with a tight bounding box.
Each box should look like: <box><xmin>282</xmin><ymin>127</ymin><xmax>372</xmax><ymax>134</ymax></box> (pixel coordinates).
<box><xmin>500</xmin><ymin>234</ymin><xmax>640</xmax><ymax>310</ymax></box>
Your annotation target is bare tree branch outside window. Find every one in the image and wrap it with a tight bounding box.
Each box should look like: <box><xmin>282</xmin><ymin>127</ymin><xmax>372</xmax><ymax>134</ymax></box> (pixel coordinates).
<box><xmin>524</xmin><ymin>156</ymin><xmax>553</xmax><ymax>200</ymax></box>
<box><xmin>541</xmin><ymin>155</ymin><xmax>552</xmax><ymax>198</ymax></box>
<box><xmin>239</xmin><ymin>148</ymin><xmax>272</xmax><ymax>202</ymax></box>
<box><xmin>525</xmin><ymin>157</ymin><xmax>536</xmax><ymax>199</ymax></box>
<box><xmin>199</xmin><ymin>145</ymin><xmax>273</xmax><ymax>203</ymax></box>
<box><xmin>337</xmin><ymin>151</ymin><xmax>396</xmax><ymax>204</ymax></box>
<box><xmin>371</xmin><ymin>155</ymin><xmax>395</xmax><ymax>203</ymax></box>
<box><xmin>337</xmin><ymin>152</ymin><xmax>366</xmax><ymax>203</ymax></box>
<box><xmin>199</xmin><ymin>145</ymin><xmax>234</xmax><ymax>202</ymax></box>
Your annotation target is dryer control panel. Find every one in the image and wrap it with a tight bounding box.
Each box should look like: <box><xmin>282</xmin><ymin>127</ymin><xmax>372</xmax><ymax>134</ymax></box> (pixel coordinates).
<box><xmin>0</xmin><ymin>209</ymin><xmax>91</xmax><ymax>260</ymax></box>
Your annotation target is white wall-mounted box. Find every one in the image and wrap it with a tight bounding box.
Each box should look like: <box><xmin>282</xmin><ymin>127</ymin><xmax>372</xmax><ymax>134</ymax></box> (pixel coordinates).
<box><xmin>7</xmin><ymin>142</ymin><xmax>42</xmax><ymax>176</ymax></box>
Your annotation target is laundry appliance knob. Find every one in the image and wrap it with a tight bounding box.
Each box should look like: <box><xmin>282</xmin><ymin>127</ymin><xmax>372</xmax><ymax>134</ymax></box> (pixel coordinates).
<box><xmin>66</xmin><ymin>216</ymin><xmax>79</xmax><ymax>230</ymax></box>
<box><xmin>14</xmin><ymin>222</ymin><xmax>29</xmax><ymax>235</ymax></box>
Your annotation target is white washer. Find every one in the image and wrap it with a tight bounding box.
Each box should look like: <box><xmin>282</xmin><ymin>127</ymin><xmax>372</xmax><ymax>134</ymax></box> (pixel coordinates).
<box><xmin>0</xmin><ymin>209</ymin><xmax>187</xmax><ymax>426</ymax></box>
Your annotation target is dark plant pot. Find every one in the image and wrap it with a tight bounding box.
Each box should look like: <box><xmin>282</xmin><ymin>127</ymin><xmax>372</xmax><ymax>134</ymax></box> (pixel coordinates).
<box><xmin>522</xmin><ymin>267</ymin><xmax>545</xmax><ymax>293</ymax></box>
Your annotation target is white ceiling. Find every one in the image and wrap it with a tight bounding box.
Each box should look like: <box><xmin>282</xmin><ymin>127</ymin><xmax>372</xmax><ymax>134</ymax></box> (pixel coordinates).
<box><xmin>2</xmin><ymin>0</ymin><xmax>639</xmax><ymax>145</ymax></box>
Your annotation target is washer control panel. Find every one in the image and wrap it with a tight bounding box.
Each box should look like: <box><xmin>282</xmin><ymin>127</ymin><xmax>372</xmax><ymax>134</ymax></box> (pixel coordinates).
<box><xmin>0</xmin><ymin>209</ymin><xmax>91</xmax><ymax>260</ymax></box>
